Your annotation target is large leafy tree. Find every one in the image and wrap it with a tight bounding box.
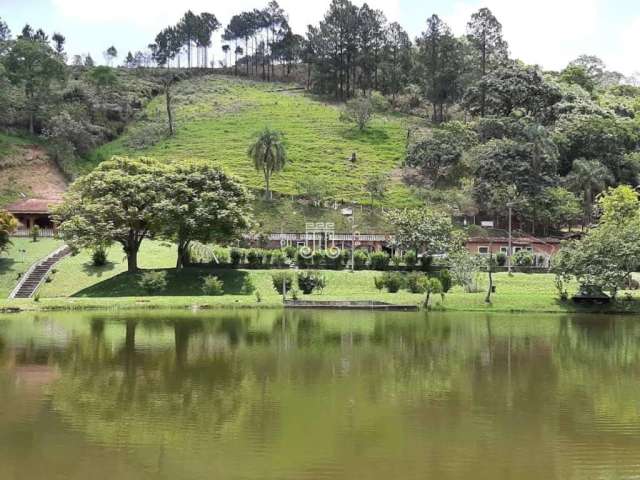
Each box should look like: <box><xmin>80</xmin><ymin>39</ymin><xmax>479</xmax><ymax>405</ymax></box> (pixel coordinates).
<box><xmin>248</xmin><ymin>128</ymin><xmax>287</xmax><ymax>200</ymax></box>
<box><xmin>466</xmin><ymin>7</ymin><xmax>508</xmax><ymax>117</ymax></box>
<box><xmin>463</xmin><ymin>63</ymin><xmax>562</xmax><ymax>122</ymax></box>
<box><xmin>54</xmin><ymin>157</ymin><xmax>168</xmax><ymax>273</ymax></box>
<box><xmin>158</xmin><ymin>163</ymin><xmax>253</xmax><ymax>269</ymax></box>
<box><xmin>385</xmin><ymin>208</ymin><xmax>453</xmax><ymax>254</ymax></box>
<box><xmin>2</xmin><ymin>36</ymin><xmax>66</xmax><ymax>133</ymax></box>
<box><xmin>553</xmin><ymin>186</ymin><xmax>640</xmax><ymax>298</ymax></box>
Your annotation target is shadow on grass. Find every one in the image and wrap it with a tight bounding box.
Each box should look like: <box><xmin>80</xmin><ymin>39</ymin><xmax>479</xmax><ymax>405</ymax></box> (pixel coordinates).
<box><xmin>80</xmin><ymin>261</ymin><xmax>117</xmax><ymax>279</ymax></box>
<box><xmin>72</xmin><ymin>267</ymin><xmax>254</xmax><ymax>298</ymax></box>
<box><xmin>0</xmin><ymin>257</ymin><xmax>16</xmax><ymax>273</ymax></box>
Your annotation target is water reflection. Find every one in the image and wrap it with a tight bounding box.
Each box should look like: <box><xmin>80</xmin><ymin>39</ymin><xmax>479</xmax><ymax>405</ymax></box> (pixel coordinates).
<box><xmin>1</xmin><ymin>310</ymin><xmax>640</xmax><ymax>480</ymax></box>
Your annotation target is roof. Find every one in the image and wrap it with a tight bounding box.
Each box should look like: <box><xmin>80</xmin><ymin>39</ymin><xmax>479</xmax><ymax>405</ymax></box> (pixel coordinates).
<box><xmin>3</xmin><ymin>198</ymin><xmax>61</xmax><ymax>214</ymax></box>
<box><xmin>467</xmin><ymin>228</ymin><xmax>562</xmax><ymax>245</ymax></box>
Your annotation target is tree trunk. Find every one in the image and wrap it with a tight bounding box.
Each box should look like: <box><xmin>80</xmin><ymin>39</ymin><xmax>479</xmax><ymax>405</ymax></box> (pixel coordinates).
<box><xmin>127</xmin><ymin>250</ymin><xmax>138</xmax><ymax>273</ymax></box>
<box><xmin>176</xmin><ymin>239</ymin><xmax>190</xmax><ymax>269</ymax></box>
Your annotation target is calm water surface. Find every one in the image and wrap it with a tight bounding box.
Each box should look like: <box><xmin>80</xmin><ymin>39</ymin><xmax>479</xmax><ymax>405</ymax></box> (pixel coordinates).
<box><xmin>0</xmin><ymin>309</ymin><xmax>639</xmax><ymax>479</ymax></box>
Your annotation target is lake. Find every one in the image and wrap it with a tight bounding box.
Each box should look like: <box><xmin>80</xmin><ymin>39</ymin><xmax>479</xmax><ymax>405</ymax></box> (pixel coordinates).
<box><xmin>1</xmin><ymin>309</ymin><xmax>639</xmax><ymax>479</ymax></box>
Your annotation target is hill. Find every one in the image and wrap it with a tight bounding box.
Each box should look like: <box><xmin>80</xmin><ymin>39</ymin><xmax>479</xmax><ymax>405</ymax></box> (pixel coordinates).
<box><xmin>88</xmin><ymin>76</ymin><xmax>421</xmax><ymax>218</ymax></box>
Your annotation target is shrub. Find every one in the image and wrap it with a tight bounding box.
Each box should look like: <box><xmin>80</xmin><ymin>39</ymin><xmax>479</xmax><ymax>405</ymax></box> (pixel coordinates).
<box><xmin>353</xmin><ymin>250</ymin><xmax>369</xmax><ymax>270</ymax></box>
<box><xmin>138</xmin><ymin>270</ymin><xmax>167</xmax><ymax>294</ymax></box>
<box><xmin>439</xmin><ymin>270</ymin><xmax>453</xmax><ymax>293</ymax></box>
<box><xmin>270</xmin><ymin>249</ymin><xmax>287</xmax><ymax>267</ymax></box>
<box><xmin>496</xmin><ymin>252</ymin><xmax>507</xmax><ymax>267</ymax></box>
<box><xmin>419</xmin><ymin>254</ymin><xmax>433</xmax><ymax>271</ymax></box>
<box><xmin>212</xmin><ymin>246</ymin><xmax>230</xmax><ymax>265</ymax></box>
<box><xmin>374</xmin><ymin>275</ymin><xmax>385</xmax><ymax>290</ymax></box>
<box><xmin>247</xmin><ymin>249</ymin><xmax>265</xmax><ymax>267</ymax></box>
<box><xmin>424</xmin><ymin>277</ymin><xmax>444</xmax><ymax>307</ymax></box>
<box><xmin>404</xmin><ymin>250</ymin><xmax>417</xmax><ymax>268</ymax></box>
<box><xmin>382</xmin><ymin>272</ymin><xmax>404</xmax><ymax>293</ymax></box>
<box><xmin>390</xmin><ymin>254</ymin><xmax>403</xmax><ymax>267</ymax></box>
<box><xmin>513</xmin><ymin>250</ymin><xmax>534</xmax><ymax>267</ymax></box>
<box><xmin>202</xmin><ymin>275</ymin><xmax>225</xmax><ymax>295</ymax></box>
<box><xmin>30</xmin><ymin>225</ymin><xmax>40</xmax><ymax>242</ymax></box>
<box><xmin>230</xmin><ymin>248</ymin><xmax>245</xmax><ymax>267</ymax></box>
<box><xmin>296</xmin><ymin>248</ymin><xmax>313</xmax><ymax>268</ymax></box>
<box><xmin>369</xmin><ymin>251</ymin><xmax>390</xmax><ymax>270</ymax></box>
<box><xmin>406</xmin><ymin>272</ymin><xmax>428</xmax><ymax>293</ymax></box>
<box><xmin>240</xmin><ymin>276</ymin><xmax>256</xmax><ymax>294</ymax></box>
<box><xmin>312</xmin><ymin>249</ymin><xmax>325</xmax><ymax>267</ymax></box>
<box><xmin>272</xmin><ymin>271</ymin><xmax>294</xmax><ymax>294</ymax></box>
<box><xmin>91</xmin><ymin>246</ymin><xmax>108</xmax><ymax>267</ymax></box>
<box><xmin>284</xmin><ymin>245</ymin><xmax>297</xmax><ymax>259</ymax></box>
<box><xmin>325</xmin><ymin>248</ymin><xmax>345</xmax><ymax>269</ymax></box>
<box><xmin>297</xmin><ymin>270</ymin><xmax>326</xmax><ymax>294</ymax></box>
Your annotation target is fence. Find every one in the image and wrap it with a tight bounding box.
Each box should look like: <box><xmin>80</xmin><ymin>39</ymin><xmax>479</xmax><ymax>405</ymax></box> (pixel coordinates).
<box><xmin>11</xmin><ymin>228</ymin><xmax>56</xmax><ymax>238</ymax></box>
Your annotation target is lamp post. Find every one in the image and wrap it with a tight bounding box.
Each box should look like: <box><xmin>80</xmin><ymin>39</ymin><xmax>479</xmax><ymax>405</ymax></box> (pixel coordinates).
<box><xmin>341</xmin><ymin>207</ymin><xmax>356</xmax><ymax>273</ymax></box>
<box><xmin>507</xmin><ymin>202</ymin><xmax>514</xmax><ymax>275</ymax></box>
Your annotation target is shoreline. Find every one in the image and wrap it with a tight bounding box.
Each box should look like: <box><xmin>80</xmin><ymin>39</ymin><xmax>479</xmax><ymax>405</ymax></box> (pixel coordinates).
<box><xmin>2</xmin><ymin>296</ymin><xmax>640</xmax><ymax>315</ymax></box>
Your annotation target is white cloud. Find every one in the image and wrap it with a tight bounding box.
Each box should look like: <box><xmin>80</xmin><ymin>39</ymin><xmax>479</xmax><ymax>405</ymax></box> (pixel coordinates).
<box><xmin>446</xmin><ymin>0</ymin><xmax>601</xmax><ymax>72</ymax></box>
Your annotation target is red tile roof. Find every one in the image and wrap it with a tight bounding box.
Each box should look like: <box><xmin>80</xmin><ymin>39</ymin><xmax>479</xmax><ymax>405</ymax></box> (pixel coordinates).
<box><xmin>3</xmin><ymin>198</ymin><xmax>61</xmax><ymax>214</ymax></box>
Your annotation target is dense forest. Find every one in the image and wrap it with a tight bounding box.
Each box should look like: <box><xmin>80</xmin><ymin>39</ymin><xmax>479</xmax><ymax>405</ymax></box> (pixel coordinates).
<box><xmin>1</xmin><ymin>0</ymin><xmax>640</xmax><ymax>235</ymax></box>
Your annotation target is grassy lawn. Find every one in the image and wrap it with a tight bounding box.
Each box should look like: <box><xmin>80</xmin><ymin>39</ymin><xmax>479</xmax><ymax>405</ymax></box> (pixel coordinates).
<box><xmin>88</xmin><ymin>76</ymin><xmax>420</xmax><ymax>208</ymax></box>
<box><xmin>0</xmin><ymin>239</ymin><xmax>632</xmax><ymax>314</ymax></box>
<box><xmin>0</xmin><ymin>237</ymin><xmax>64</xmax><ymax>298</ymax></box>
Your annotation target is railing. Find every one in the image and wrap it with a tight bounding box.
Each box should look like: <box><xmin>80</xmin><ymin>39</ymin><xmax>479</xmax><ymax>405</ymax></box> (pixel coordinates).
<box><xmin>262</xmin><ymin>233</ymin><xmax>392</xmax><ymax>242</ymax></box>
<box><xmin>11</xmin><ymin>228</ymin><xmax>56</xmax><ymax>238</ymax></box>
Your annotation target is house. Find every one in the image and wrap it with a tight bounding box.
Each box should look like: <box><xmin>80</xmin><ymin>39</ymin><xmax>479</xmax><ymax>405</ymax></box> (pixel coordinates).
<box><xmin>465</xmin><ymin>229</ymin><xmax>561</xmax><ymax>257</ymax></box>
<box><xmin>4</xmin><ymin>198</ymin><xmax>61</xmax><ymax>233</ymax></box>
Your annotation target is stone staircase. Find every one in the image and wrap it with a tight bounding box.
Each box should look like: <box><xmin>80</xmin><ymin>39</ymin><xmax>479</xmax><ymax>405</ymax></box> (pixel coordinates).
<box><xmin>9</xmin><ymin>246</ymin><xmax>71</xmax><ymax>299</ymax></box>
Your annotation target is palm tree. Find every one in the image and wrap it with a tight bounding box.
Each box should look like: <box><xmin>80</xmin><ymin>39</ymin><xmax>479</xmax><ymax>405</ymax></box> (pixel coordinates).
<box><xmin>248</xmin><ymin>128</ymin><xmax>287</xmax><ymax>200</ymax></box>
<box><xmin>566</xmin><ymin>158</ymin><xmax>614</xmax><ymax>227</ymax></box>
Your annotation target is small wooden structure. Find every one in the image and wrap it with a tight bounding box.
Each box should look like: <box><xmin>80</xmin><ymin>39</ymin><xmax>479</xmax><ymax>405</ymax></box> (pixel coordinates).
<box><xmin>3</xmin><ymin>198</ymin><xmax>60</xmax><ymax>231</ymax></box>
<box><xmin>284</xmin><ymin>300</ymin><xmax>418</xmax><ymax>311</ymax></box>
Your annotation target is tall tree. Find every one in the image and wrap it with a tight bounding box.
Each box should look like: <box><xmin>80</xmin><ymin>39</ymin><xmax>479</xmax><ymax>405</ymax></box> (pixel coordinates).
<box><xmin>2</xmin><ymin>36</ymin><xmax>66</xmax><ymax>133</ymax></box>
<box><xmin>54</xmin><ymin>157</ymin><xmax>167</xmax><ymax>273</ymax></box>
<box><xmin>159</xmin><ymin>163</ymin><xmax>252</xmax><ymax>268</ymax></box>
<box><xmin>381</xmin><ymin>22</ymin><xmax>412</xmax><ymax>100</ymax></box>
<box><xmin>466</xmin><ymin>8</ymin><xmax>508</xmax><ymax>117</ymax></box>
<box><xmin>103</xmin><ymin>45</ymin><xmax>117</xmax><ymax>66</ymax></box>
<box><xmin>51</xmin><ymin>32</ymin><xmax>65</xmax><ymax>56</ymax></box>
<box><xmin>248</xmin><ymin>128</ymin><xmax>287</xmax><ymax>200</ymax></box>
<box><xmin>415</xmin><ymin>15</ymin><xmax>463</xmax><ymax>123</ymax></box>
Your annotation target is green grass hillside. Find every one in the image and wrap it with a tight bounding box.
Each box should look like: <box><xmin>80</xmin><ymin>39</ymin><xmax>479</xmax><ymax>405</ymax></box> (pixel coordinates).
<box><xmin>90</xmin><ymin>75</ymin><xmax>420</xmax><ymax>209</ymax></box>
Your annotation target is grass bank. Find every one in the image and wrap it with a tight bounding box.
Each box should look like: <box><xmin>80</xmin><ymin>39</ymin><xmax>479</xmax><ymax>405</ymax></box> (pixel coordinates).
<box><xmin>2</xmin><ymin>240</ymin><xmax>639</xmax><ymax>314</ymax></box>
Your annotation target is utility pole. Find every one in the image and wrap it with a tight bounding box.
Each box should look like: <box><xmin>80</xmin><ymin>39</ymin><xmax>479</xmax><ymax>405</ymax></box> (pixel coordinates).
<box><xmin>507</xmin><ymin>202</ymin><xmax>513</xmax><ymax>275</ymax></box>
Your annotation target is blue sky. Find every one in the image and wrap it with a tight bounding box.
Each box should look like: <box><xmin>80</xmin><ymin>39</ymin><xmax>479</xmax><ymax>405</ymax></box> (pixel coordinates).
<box><xmin>2</xmin><ymin>0</ymin><xmax>639</xmax><ymax>75</ymax></box>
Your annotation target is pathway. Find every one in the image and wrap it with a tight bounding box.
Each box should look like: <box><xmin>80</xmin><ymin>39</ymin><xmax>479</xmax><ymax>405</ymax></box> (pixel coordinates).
<box><xmin>9</xmin><ymin>245</ymin><xmax>71</xmax><ymax>299</ymax></box>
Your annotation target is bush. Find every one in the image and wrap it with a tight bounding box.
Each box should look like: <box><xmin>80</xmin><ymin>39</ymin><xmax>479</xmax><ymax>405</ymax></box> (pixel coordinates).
<box><xmin>419</xmin><ymin>254</ymin><xmax>433</xmax><ymax>271</ymax></box>
<box><xmin>212</xmin><ymin>246</ymin><xmax>230</xmax><ymax>265</ymax></box>
<box><xmin>240</xmin><ymin>276</ymin><xmax>255</xmax><ymax>294</ymax></box>
<box><xmin>91</xmin><ymin>246</ymin><xmax>108</xmax><ymax>266</ymax></box>
<box><xmin>247</xmin><ymin>249</ymin><xmax>265</xmax><ymax>267</ymax></box>
<box><xmin>382</xmin><ymin>272</ymin><xmax>404</xmax><ymax>293</ymax></box>
<box><xmin>513</xmin><ymin>250</ymin><xmax>534</xmax><ymax>267</ymax></box>
<box><xmin>391</xmin><ymin>254</ymin><xmax>403</xmax><ymax>267</ymax></box>
<box><xmin>325</xmin><ymin>248</ymin><xmax>345</xmax><ymax>269</ymax></box>
<box><xmin>270</xmin><ymin>249</ymin><xmax>287</xmax><ymax>267</ymax></box>
<box><xmin>297</xmin><ymin>270</ymin><xmax>326</xmax><ymax>294</ymax></box>
<box><xmin>296</xmin><ymin>248</ymin><xmax>313</xmax><ymax>268</ymax></box>
<box><xmin>284</xmin><ymin>245</ymin><xmax>297</xmax><ymax>259</ymax></box>
<box><xmin>202</xmin><ymin>275</ymin><xmax>225</xmax><ymax>295</ymax></box>
<box><xmin>272</xmin><ymin>271</ymin><xmax>294</xmax><ymax>294</ymax></box>
<box><xmin>406</xmin><ymin>272</ymin><xmax>429</xmax><ymax>293</ymax></box>
<box><xmin>353</xmin><ymin>250</ymin><xmax>369</xmax><ymax>270</ymax></box>
<box><xmin>312</xmin><ymin>249</ymin><xmax>325</xmax><ymax>267</ymax></box>
<box><xmin>374</xmin><ymin>275</ymin><xmax>385</xmax><ymax>290</ymax></box>
<box><xmin>369</xmin><ymin>251</ymin><xmax>390</xmax><ymax>270</ymax></box>
<box><xmin>30</xmin><ymin>225</ymin><xmax>40</xmax><ymax>242</ymax></box>
<box><xmin>439</xmin><ymin>269</ymin><xmax>453</xmax><ymax>293</ymax></box>
<box><xmin>230</xmin><ymin>248</ymin><xmax>245</xmax><ymax>267</ymax></box>
<box><xmin>496</xmin><ymin>252</ymin><xmax>507</xmax><ymax>267</ymax></box>
<box><xmin>404</xmin><ymin>250</ymin><xmax>417</xmax><ymax>268</ymax></box>
<box><xmin>138</xmin><ymin>270</ymin><xmax>167</xmax><ymax>294</ymax></box>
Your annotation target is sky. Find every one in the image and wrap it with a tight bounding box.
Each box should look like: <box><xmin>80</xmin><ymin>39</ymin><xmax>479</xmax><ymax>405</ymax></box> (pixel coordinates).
<box><xmin>1</xmin><ymin>0</ymin><xmax>639</xmax><ymax>75</ymax></box>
